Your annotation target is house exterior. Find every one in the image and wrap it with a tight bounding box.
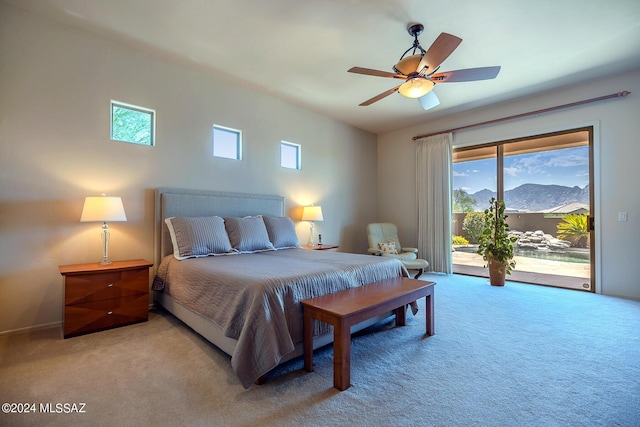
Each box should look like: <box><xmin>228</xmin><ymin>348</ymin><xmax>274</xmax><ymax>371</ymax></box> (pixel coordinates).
<box><xmin>541</xmin><ymin>202</ymin><xmax>590</xmax><ymax>215</ymax></box>
<box><xmin>1</xmin><ymin>2</ymin><xmax>639</xmax><ymax>336</ymax></box>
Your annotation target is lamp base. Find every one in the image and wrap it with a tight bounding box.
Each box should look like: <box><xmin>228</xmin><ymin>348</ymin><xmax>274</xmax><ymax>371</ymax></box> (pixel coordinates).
<box><xmin>99</xmin><ymin>223</ymin><xmax>112</xmax><ymax>266</ymax></box>
<box><xmin>309</xmin><ymin>222</ymin><xmax>316</xmax><ymax>247</ymax></box>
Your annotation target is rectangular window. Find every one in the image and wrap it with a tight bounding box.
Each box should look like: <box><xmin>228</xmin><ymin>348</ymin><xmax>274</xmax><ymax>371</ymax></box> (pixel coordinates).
<box><xmin>213</xmin><ymin>125</ymin><xmax>242</xmax><ymax>160</ymax></box>
<box><xmin>280</xmin><ymin>141</ymin><xmax>301</xmax><ymax>169</ymax></box>
<box><xmin>110</xmin><ymin>101</ymin><xmax>155</xmax><ymax>146</ymax></box>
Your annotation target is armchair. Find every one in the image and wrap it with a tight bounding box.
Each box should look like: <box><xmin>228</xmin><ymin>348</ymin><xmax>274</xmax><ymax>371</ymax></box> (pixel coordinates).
<box><xmin>367</xmin><ymin>223</ymin><xmax>429</xmax><ymax>279</ymax></box>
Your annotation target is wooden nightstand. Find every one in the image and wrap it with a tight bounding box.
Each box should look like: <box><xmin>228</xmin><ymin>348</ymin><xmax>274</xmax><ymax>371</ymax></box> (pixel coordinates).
<box><xmin>302</xmin><ymin>244</ymin><xmax>339</xmax><ymax>251</ymax></box>
<box><xmin>59</xmin><ymin>259</ymin><xmax>153</xmax><ymax>338</ymax></box>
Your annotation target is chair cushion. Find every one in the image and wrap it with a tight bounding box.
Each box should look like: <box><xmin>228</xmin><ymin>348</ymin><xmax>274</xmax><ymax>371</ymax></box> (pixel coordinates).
<box><xmin>382</xmin><ymin>252</ymin><xmax>417</xmax><ymax>262</ymax></box>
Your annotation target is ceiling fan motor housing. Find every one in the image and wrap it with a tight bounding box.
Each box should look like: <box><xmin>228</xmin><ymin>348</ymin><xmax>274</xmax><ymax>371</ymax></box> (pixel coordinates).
<box><xmin>394</xmin><ymin>54</ymin><xmax>423</xmax><ymax>75</ymax></box>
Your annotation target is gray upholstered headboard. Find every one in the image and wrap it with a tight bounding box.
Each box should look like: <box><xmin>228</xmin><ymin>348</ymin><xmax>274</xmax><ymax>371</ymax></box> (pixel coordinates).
<box><xmin>155</xmin><ymin>188</ymin><xmax>285</xmax><ymax>261</ymax></box>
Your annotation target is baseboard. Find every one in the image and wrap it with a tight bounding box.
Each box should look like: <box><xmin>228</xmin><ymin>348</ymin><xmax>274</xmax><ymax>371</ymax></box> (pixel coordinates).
<box><xmin>0</xmin><ymin>321</ymin><xmax>61</xmax><ymax>337</ymax></box>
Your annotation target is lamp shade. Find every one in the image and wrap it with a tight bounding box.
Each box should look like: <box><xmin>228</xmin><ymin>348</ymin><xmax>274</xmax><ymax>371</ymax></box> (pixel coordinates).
<box><xmin>80</xmin><ymin>196</ymin><xmax>127</xmax><ymax>222</ymax></box>
<box><xmin>301</xmin><ymin>205</ymin><xmax>323</xmax><ymax>222</ymax></box>
<box><xmin>398</xmin><ymin>77</ymin><xmax>435</xmax><ymax>99</ymax></box>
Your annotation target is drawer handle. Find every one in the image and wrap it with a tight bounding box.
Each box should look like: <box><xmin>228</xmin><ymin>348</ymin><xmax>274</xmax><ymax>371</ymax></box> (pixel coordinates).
<box><xmin>107</xmin><ymin>284</ymin><xmax>114</xmax><ymax>287</ymax></box>
<box><xmin>107</xmin><ymin>311</ymin><xmax>113</xmax><ymax>315</ymax></box>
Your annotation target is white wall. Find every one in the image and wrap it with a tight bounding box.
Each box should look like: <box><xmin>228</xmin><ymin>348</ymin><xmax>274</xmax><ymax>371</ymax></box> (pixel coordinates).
<box><xmin>378</xmin><ymin>68</ymin><xmax>640</xmax><ymax>300</ymax></box>
<box><xmin>0</xmin><ymin>5</ymin><xmax>378</xmax><ymax>334</ymax></box>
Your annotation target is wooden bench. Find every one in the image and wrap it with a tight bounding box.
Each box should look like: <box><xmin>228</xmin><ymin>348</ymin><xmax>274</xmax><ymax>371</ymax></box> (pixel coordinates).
<box><xmin>301</xmin><ymin>277</ymin><xmax>435</xmax><ymax>391</ymax></box>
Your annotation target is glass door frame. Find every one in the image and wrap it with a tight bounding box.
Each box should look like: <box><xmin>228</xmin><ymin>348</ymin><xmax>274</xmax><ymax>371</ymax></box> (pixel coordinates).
<box><xmin>452</xmin><ymin>126</ymin><xmax>595</xmax><ymax>292</ymax></box>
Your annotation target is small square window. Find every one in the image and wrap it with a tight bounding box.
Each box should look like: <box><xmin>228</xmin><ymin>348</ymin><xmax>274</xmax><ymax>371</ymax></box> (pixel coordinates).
<box><xmin>281</xmin><ymin>141</ymin><xmax>301</xmax><ymax>170</ymax></box>
<box><xmin>213</xmin><ymin>125</ymin><xmax>242</xmax><ymax>160</ymax></box>
<box><xmin>110</xmin><ymin>101</ymin><xmax>155</xmax><ymax>146</ymax></box>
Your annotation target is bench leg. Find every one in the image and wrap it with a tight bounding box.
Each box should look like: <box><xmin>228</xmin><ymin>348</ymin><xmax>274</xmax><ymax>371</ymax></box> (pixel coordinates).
<box><xmin>333</xmin><ymin>320</ymin><xmax>351</xmax><ymax>391</ymax></box>
<box><xmin>303</xmin><ymin>310</ymin><xmax>313</xmax><ymax>372</ymax></box>
<box><xmin>394</xmin><ymin>304</ymin><xmax>407</xmax><ymax>326</ymax></box>
<box><xmin>425</xmin><ymin>291</ymin><xmax>434</xmax><ymax>336</ymax></box>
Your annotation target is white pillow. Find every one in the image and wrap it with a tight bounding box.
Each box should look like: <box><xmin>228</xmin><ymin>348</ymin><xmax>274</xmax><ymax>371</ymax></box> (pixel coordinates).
<box><xmin>165</xmin><ymin>216</ymin><xmax>234</xmax><ymax>260</ymax></box>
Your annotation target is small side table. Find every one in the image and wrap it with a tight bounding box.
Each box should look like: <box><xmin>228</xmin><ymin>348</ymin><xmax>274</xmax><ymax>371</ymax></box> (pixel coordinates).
<box><xmin>302</xmin><ymin>244</ymin><xmax>339</xmax><ymax>251</ymax></box>
<box><xmin>59</xmin><ymin>259</ymin><xmax>153</xmax><ymax>338</ymax></box>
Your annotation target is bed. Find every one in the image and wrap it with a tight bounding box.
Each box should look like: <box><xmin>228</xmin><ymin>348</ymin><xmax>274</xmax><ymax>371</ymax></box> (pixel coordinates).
<box><xmin>152</xmin><ymin>188</ymin><xmax>409</xmax><ymax>389</ymax></box>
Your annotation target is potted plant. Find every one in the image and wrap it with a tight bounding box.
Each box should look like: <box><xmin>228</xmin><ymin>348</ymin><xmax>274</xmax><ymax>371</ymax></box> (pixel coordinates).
<box><xmin>477</xmin><ymin>197</ymin><xmax>518</xmax><ymax>286</ymax></box>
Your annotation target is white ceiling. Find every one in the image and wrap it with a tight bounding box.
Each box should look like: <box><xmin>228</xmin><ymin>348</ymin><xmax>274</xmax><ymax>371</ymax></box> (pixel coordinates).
<box><xmin>5</xmin><ymin>0</ymin><xmax>640</xmax><ymax>134</ymax></box>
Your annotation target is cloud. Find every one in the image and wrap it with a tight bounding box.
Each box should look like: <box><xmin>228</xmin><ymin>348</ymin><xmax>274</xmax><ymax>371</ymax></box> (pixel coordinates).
<box><xmin>504</xmin><ymin>166</ymin><xmax>519</xmax><ymax>177</ymax></box>
<box><xmin>544</xmin><ymin>153</ymin><xmax>588</xmax><ymax>168</ymax></box>
<box><xmin>505</xmin><ymin>148</ymin><xmax>587</xmax><ymax>177</ymax></box>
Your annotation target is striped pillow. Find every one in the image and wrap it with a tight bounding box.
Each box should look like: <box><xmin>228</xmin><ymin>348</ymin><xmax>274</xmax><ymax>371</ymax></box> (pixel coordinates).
<box><xmin>165</xmin><ymin>216</ymin><xmax>234</xmax><ymax>260</ymax></box>
<box><xmin>262</xmin><ymin>216</ymin><xmax>300</xmax><ymax>249</ymax></box>
<box><xmin>224</xmin><ymin>216</ymin><xmax>276</xmax><ymax>253</ymax></box>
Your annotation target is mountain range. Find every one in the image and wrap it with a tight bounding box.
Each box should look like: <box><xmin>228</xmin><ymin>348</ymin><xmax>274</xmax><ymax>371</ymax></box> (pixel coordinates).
<box><xmin>470</xmin><ymin>184</ymin><xmax>590</xmax><ymax>212</ymax></box>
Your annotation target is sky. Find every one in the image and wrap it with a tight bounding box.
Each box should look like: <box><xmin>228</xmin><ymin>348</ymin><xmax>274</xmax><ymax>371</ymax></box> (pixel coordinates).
<box><xmin>453</xmin><ymin>146</ymin><xmax>590</xmax><ymax>194</ymax></box>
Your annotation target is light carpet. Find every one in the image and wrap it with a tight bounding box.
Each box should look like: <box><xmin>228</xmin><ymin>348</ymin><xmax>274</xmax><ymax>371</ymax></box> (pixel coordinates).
<box><xmin>1</xmin><ymin>273</ymin><xmax>639</xmax><ymax>427</ymax></box>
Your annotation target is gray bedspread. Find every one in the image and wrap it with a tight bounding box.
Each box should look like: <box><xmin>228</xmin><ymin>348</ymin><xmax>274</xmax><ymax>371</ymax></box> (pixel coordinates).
<box><xmin>153</xmin><ymin>248</ymin><xmax>407</xmax><ymax>388</ymax></box>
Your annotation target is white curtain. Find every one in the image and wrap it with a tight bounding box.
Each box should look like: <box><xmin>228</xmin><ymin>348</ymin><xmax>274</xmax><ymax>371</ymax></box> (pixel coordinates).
<box><xmin>416</xmin><ymin>133</ymin><xmax>453</xmax><ymax>273</ymax></box>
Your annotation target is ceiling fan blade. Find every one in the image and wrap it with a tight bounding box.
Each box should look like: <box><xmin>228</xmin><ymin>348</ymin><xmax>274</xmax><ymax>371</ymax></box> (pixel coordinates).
<box><xmin>419</xmin><ymin>91</ymin><xmax>440</xmax><ymax>111</ymax></box>
<box><xmin>418</xmin><ymin>32</ymin><xmax>462</xmax><ymax>74</ymax></box>
<box><xmin>359</xmin><ymin>86</ymin><xmax>401</xmax><ymax>106</ymax></box>
<box><xmin>431</xmin><ymin>66</ymin><xmax>501</xmax><ymax>83</ymax></box>
<box><xmin>348</xmin><ymin>67</ymin><xmax>406</xmax><ymax>80</ymax></box>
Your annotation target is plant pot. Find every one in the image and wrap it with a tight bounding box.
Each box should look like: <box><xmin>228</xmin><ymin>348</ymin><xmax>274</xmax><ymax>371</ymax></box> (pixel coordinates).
<box><xmin>488</xmin><ymin>257</ymin><xmax>506</xmax><ymax>286</ymax></box>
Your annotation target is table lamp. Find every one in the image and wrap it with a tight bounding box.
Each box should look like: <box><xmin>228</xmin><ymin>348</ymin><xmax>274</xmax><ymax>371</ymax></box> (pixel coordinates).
<box><xmin>80</xmin><ymin>194</ymin><xmax>127</xmax><ymax>264</ymax></box>
<box><xmin>302</xmin><ymin>205</ymin><xmax>323</xmax><ymax>247</ymax></box>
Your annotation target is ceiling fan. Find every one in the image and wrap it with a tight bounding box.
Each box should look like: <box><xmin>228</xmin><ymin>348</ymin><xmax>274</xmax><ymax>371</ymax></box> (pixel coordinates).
<box><xmin>348</xmin><ymin>23</ymin><xmax>501</xmax><ymax>110</ymax></box>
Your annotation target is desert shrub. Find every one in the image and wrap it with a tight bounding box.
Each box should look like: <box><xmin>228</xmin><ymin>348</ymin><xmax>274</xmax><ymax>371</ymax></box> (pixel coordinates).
<box><xmin>452</xmin><ymin>235</ymin><xmax>470</xmax><ymax>245</ymax></box>
<box><xmin>462</xmin><ymin>211</ymin><xmax>484</xmax><ymax>243</ymax></box>
<box><xmin>557</xmin><ymin>213</ymin><xmax>589</xmax><ymax>247</ymax></box>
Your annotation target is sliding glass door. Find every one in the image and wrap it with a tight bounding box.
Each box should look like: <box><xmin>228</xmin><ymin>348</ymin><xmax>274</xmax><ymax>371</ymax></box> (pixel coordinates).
<box><xmin>452</xmin><ymin>128</ymin><xmax>594</xmax><ymax>292</ymax></box>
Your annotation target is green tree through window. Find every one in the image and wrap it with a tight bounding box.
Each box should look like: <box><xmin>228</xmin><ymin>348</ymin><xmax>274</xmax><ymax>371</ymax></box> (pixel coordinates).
<box><xmin>111</xmin><ymin>101</ymin><xmax>155</xmax><ymax>146</ymax></box>
<box><xmin>453</xmin><ymin>189</ymin><xmax>476</xmax><ymax>213</ymax></box>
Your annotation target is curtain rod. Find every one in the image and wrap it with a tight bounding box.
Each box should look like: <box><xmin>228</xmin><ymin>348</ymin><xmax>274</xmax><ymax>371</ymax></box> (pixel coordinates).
<box><xmin>412</xmin><ymin>91</ymin><xmax>631</xmax><ymax>141</ymax></box>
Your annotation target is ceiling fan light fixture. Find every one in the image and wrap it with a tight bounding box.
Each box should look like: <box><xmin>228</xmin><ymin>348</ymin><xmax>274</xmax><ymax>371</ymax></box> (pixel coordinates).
<box><xmin>348</xmin><ymin>23</ymin><xmax>500</xmax><ymax>108</ymax></box>
<box><xmin>398</xmin><ymin>77</ymin><xmax>434</xmax><ymax>98</ymax></box>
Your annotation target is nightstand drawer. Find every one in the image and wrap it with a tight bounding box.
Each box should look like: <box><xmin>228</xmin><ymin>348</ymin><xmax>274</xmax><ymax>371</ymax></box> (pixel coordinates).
<box><xmin>63</xmin><ymin>293</ymin><xmax>149</xmax><ymax>338</ymax></box>
<box><xmin>64</xmin><ymin>268</ymin><xmax>149</xmax><ymax>305</ymax></box>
